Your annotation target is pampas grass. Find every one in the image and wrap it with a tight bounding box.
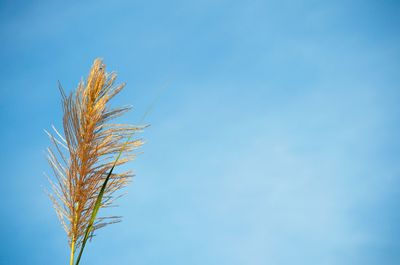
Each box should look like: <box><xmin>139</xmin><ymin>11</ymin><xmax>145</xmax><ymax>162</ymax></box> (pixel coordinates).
<box><xmin>45</xmin><ymin>58</ymin><xmax>143</xmax><ymax>265</ymax></box>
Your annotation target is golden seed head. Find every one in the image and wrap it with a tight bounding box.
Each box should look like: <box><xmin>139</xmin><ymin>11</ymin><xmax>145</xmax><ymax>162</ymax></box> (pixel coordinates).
<box><xmin>46</xmin><ymin>58</ymin><xmax>143</xmax><ymax>248</ymax></box>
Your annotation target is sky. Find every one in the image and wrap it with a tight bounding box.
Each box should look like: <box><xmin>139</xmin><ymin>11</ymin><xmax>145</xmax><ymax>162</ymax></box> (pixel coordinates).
<box><xmin>0</xmin><ymin>0</ymin><xmax>399</xmax><ymax>264</ymax></box>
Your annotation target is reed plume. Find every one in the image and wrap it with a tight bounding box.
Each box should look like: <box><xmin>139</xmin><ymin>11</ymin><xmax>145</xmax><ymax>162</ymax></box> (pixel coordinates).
<box><xmin>45</xmin><ymin>58</ymin><xmax>143</xmax><ymax>264</ymax></box>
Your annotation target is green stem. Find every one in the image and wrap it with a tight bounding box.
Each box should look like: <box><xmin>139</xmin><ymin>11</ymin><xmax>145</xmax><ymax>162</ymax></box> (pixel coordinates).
<box><xmin>74</xmin><ymin>164</ymin><xmax>117</xmax><ymax>265</ymax></box>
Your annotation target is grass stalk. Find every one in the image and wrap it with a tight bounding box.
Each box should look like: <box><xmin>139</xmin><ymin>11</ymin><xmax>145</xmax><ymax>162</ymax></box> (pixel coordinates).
<box><xmin>69</xmin><ymin>239</ymin><xmax>75</xmax><ymax>265</ymax></box>
<box><xmin>45</xmin><ymin>58</ymin><xmax>144</xmax><ymax>265</ymax></box>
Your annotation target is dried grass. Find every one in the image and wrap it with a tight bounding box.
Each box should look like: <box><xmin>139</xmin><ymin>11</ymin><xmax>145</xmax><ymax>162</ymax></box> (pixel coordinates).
<box><xmin>45</xmin><ymin>58</ymin><xmax>143</xmax><ymax>263</ymax></box>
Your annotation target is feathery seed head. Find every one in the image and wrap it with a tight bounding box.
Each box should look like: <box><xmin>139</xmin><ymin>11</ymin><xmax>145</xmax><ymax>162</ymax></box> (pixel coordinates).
<box><xmin>46</xmin><ymin>58</ymin><xmax>143</xmax><ymax>249</ymax></box>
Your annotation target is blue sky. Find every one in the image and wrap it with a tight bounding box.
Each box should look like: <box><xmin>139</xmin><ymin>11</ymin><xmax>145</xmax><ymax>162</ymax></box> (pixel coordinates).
<box><xmin>0</xmin><ymin>0</ymin><xmax>399</xmax><ymax>264</ymax></box>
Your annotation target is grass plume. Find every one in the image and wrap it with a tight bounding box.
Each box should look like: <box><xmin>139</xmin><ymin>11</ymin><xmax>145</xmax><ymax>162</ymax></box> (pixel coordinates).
<box><xmin>45</xmin><ymin>58</ymin><xmax>143</xmax><ymax>264</ymax></box>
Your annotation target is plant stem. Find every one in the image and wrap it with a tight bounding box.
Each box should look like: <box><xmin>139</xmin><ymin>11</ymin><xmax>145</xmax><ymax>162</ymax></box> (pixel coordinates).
<box><xmin>69</xmin><ymin>239</ymin><xmax>75</xmax><ymax>265</ymax></box>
